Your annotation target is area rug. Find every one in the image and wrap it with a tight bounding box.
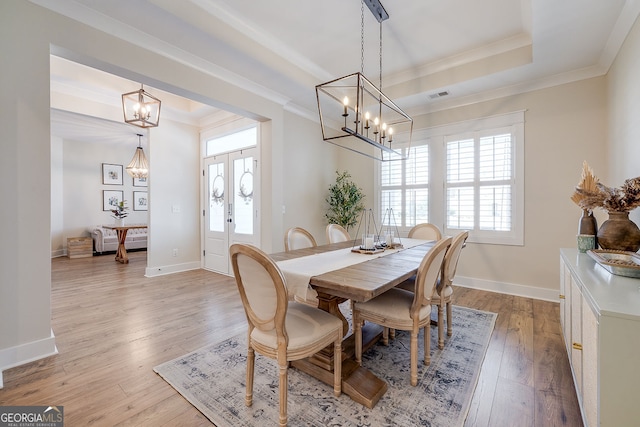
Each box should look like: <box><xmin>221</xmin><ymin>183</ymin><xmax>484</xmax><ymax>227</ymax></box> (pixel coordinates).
<box><xmin>154</xmin><ymin>306</ymin><xmax>496</xmax><ymax>426</ymax></box>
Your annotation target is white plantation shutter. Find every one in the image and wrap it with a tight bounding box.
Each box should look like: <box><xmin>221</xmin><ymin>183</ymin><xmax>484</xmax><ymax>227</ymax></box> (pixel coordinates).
<box><xmin>444</xmin><ymin>123</ymin><xmax>523</xmax><ymax>245</ymax></box>
<box><xmin>381</xmin><ymin>145</ymin><xmax>429</xmax><ymax>228</ymax></box>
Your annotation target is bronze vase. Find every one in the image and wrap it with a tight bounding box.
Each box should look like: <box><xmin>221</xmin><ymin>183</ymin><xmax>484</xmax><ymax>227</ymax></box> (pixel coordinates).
<box><xmin>596</xmin><ymin>211</ymin><xmax>640</xmax><ymax>252</ymax></box>
<box><xmin>578</xmin><ymin>209</ymin><xmax>598</xmax><ymax>236</ymax></box>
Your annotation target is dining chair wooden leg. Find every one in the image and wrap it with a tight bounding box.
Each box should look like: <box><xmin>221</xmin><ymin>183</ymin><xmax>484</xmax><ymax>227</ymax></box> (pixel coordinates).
<box><xmin>279</xmin><ymin>363</ymin><xmax>288</xmax><ymax>427</ymax></box>
<box><xmin>246</xmin><ymin>346</ymin><xmax>255</xmax><ymax>407</ymax></box>
<box><xmin>333</xmin><ymin>339</ymin><xmax>342</xmax><ymax>397</ymax></box>
<box><xmin>437</xmin><ymin>305</ymin><xmax>445</xmax><ymax>349</ymax></box>
<box><xmin>354</xmin><ymin>312</ymin><xmax>362</xmax><ymax>365</ymax></box>
<box><xmin>389</xmin><ymin>328</ymin><xmax>396</xmax><ymax>340</ymax></box>
<box><xmin>446</xmin><ymin>302</ymin><xmax>453</xmax><ymax>336</ymax></box>
<box><xmin>425</xmin><ymin>325</ymin><xmax>431</xmax><ymax>366</ymax></box>
<box><xmin>410</xmin><ymin>330</ymin><xmax>418</xmax><ymax>386</ymax></box>
<box><xmin>382</xmin><ymin>327</ymin><xmax>389</xmax><ymax>345</ymax></box>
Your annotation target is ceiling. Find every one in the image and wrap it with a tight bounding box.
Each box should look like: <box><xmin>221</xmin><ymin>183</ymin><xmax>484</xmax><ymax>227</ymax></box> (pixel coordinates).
<box><xmin>38</xmin><ymin>0</ymin><xmax>640</xmax><ymax>128</ymax></box>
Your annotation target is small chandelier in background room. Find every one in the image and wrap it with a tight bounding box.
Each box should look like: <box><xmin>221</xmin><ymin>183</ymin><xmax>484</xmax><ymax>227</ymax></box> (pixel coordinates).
<box><xmin>126</xmin><ymin>133</ymin><xmax>149</xmax><ymax>179</ymax></box>
<box><xmin>122</xmin><ymin>84</ymin><xmax>161</xmax><ymax>128</ymax></box>
<box><xmin>316</xmin><ymin>0</ymin><xmax>412</xmax><ymax>161</ymax></box>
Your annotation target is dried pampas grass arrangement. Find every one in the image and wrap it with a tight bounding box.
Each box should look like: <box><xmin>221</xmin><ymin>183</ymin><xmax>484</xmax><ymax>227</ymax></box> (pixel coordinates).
<box><xmin>571</xmin><ymin>161</ymin><xmax>640</xmax><ymax>213</ymax></box>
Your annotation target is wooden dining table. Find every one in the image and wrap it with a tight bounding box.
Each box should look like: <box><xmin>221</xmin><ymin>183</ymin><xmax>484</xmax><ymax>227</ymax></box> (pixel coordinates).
<box><xmin>271</xmin><ymin>238</ymin><xmax>436</xmax><ymax>409</ymax></box>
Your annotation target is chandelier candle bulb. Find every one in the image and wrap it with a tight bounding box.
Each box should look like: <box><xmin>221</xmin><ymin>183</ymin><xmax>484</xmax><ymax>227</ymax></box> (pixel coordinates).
<box><xmin>364</xmin><ymin>112</ymin><xmax>370</xmax><ymax>129</ymax></box>
<box><xmin>342</xmin><ymin>96</ymin><xmax>349</xmax><ymax>117</ymax></box>
<box><xmin>388</xmin><ymin>127</ymin><xmax>393</xmax><ymax>143</ymax></box>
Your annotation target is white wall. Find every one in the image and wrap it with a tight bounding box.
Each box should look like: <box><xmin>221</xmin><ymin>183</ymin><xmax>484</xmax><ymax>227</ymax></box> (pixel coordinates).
<box><xmin>0</xmin><ymin>1</ymin><xmax>57</xmax><ymax>385</ymax></box>
<box><xmin>51</xmin><ymin>136</ymin><xmax>65</xmax><ymax>257</ymax></box>
<box><xmin>282</xmin><ymin>111</ymin><xmax>341</xmax><ymax>244</ymax></box>
<box><xmin>607</xmin><ymin>14</ymin><xmax>640</xmax><ymax>226</ymax></box>
<box><xmin>146</xmin><ymin>120</ymin><xmax>201</xmax><ymax>275</ymax></box>
<box><xmin>409</xmin><ymin>78</ymin><xmax>608</xmax><ymax>298</ymax></box>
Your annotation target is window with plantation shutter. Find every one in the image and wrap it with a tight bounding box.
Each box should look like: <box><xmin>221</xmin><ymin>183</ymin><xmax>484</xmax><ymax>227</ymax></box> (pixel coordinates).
<box><xmin>446</xmin><ymin>132</ymin><xmax>514</xmax><ymax>232</ymax></box>
<box><xmin>377</xmin><ymin>111</ymin><xmax>524</xmax><ymax>246</ymax></box>
<box><xmin>380</xmin><ymin>144</ymin><xmax>429</xmax><ymax>229</ymax></box>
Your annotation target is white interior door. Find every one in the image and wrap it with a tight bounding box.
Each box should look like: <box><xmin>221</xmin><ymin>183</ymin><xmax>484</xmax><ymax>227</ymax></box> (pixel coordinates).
<box><xmin>204</xmin><ymin>147</ymin><xmax>258</xmax><ymax>274</ymax></box>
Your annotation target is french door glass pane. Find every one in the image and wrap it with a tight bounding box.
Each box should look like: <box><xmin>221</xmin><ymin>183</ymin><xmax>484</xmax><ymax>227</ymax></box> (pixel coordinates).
<box><xmin>209</xmin><ymin>163</ymin><xmax>225</xmax><ymax>232</ymax></box>
<box><xmin>206</xmin><ymin>127</ymin><xmax>257</xmax><ymax>156</ymax></box>
<box><xmin>233</xmin><ymin>157</ymin><xmax>253</xmax><ymax>235</ymax></box>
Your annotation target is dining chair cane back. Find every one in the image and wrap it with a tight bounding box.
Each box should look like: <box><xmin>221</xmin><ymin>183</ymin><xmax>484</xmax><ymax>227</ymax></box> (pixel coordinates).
<box><xmin>230</xmin><ymin>243</ymin><xmax>342</xmax><ymax>427</ymax></box>
<box><xmin>325</xmin><ymin>223</ymin><xmax>351</xmax><ymax>244</ymax></box>
<box><xmin>284</xmin><ymin>227</ymin><xmax>317</xmax><ymax>251</ymax></box>
<box><xmin>408</xmin><ymin>223</ymin><xmax>442</xmax><ymax>240</ymax></box>
<box><xmin>353</xmin><ymin>237</ymin><xmax>452</xmax><ymax>386</ymax></box>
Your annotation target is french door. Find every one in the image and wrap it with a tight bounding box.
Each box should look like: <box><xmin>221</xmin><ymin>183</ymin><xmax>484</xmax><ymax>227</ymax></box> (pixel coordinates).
<box><xmin>203</xmin><ymin>147</ymin><xmax>258</xmax><ymax>274</ymax></box>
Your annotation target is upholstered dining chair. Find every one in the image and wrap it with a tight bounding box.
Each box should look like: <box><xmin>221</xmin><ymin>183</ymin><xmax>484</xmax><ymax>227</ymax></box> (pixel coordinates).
<box><xmin>230</xmin><ymin>243</ymin><xmax>342</xmax><ymax>427</ymax></box>
<box><xmin>353</xmin><ymin>236</ymin><xmax>452</xmax><ymax>386</ymax></box>
<box><xmin>408</xmin><ymin>223</ymin><xmax>442</xmax><ymax>240</ymax></box>
<box><xmin>284</xmin><ymin>226</ymin><xmax>317</xmax><ymax>251</ymax></box>
<box><xmin>326</xmin><ymin>223</ymin><xmax>351</xmax><ymax>244</ymax></box>
<box><xmin>396</xmin><ymin>231</ymin><xmax>468</xmax><ymax>349</ymax></box>
<box><xmin>435</xmin><ymin>231</ymin><xmax>469</xmax><ymax>341</ymax></box>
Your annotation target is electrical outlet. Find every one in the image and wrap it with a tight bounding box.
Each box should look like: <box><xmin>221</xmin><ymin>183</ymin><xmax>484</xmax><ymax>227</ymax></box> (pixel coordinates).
<box><xmin>172</xmin><ymin>248</ymin><xmax>178</xmax><ymax>257</ymax></box>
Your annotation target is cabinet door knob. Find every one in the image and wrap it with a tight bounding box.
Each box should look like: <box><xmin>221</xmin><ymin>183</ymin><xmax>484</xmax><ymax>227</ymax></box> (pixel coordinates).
<box><xmin>572</xmin><ymin>342</ymin><xmax>583</xmax><ymax>351</ymax></box>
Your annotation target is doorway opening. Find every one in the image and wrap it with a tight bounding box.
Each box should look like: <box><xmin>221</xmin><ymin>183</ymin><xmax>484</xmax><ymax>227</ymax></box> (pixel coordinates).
<box><xmin>203</xmin><ymin>125</ymin><xmax>260</xmax><ymax>274</ymax></box>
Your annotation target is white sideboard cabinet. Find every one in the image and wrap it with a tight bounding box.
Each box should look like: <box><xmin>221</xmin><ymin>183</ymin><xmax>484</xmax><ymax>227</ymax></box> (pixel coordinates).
<box><xmin>560</xmin><ymin>249</ymin><xmax>640</xmax><ymax>427</ymax></box>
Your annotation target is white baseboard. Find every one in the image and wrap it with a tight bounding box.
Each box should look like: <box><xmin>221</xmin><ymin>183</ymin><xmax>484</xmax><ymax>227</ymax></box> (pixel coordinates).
<box><xmin>455</xmin><ymin>276</ymin><xmax>560</xmax><ymax>302</ymax></box>
<box><xmin>51</xmin><ymin>249</ymin><xmax>66</xmax><ymax>258</ymax></box>
<box><xmin>0</xmin><ymin>330</ymin><xmax>58</xmax><ymax>389</ymax></box>
<box><xmin>145</xmin><ymin>261</ymin><xmax>201</xmax><ymax>277</ymax></box>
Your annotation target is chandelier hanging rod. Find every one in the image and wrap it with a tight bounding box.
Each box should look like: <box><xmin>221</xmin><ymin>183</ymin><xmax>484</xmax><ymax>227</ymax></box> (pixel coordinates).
<box><xmin>363</xmin><ymin>0</ymin><xmax>389</xmax><ymax>23</ymax></box>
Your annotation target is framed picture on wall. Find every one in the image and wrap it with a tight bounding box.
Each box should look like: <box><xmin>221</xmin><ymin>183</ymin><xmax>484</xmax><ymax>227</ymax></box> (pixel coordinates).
<box><xmin>133</xmin><ymin>176</ymin><xmax>148</xmax><ymax>187</ymax></box>
<box><xmin>133</xmin><ymin>191</ymin><xmax>148</xmax><ymax>211</ymax></box>
<box><xmin>103</xmin><ymin>190</ymin><xmax>124</xmax><ymax>211</ymax></box>
<box><xmin>102</xmin><ymin>163</ymin><xmax>123</xmax><ymax>185</ymax></box>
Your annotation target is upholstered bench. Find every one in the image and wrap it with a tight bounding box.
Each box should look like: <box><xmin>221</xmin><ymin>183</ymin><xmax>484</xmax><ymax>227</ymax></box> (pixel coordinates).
<box><xmin>91</xmin><ymin>225</ymin><xmax>148</xmax><ymax>254</ymax></box>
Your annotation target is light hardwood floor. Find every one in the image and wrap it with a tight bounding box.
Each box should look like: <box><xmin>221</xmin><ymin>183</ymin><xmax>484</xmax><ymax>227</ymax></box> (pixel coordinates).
<box><xmin>0</xmin><ymin>251</ymin><xmax>583</xmax><ymax>426</ymax></box>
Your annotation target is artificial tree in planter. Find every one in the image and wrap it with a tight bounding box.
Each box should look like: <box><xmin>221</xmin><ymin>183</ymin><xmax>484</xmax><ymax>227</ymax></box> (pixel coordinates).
<box><xmin>325</xmin><ymin>170</ymin><xmax>365</xmax><ymax>232</ymax></box>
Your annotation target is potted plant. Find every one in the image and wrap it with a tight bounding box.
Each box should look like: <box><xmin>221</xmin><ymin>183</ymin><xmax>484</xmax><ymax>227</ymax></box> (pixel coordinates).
<box><xmin>325</xmin><ymin>170</ymin><xmax>365</xmax><ymax>232</ymax></box>
<box><xmin>111</xmin><ymin>200</ymin><xmax>129</xmax><ymax>226</ymax></box>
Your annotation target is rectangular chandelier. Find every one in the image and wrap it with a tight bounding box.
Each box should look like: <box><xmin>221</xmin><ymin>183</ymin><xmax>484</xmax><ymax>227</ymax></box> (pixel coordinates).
<box><xmin>122</xmin><ymin>84</ymin><xmax>161</xmax><ymax>128</ymax></box>
<box><xmin>316</xmin><ymin>72</ymin><xmax>413</xmax><ymax>161</ymax></box>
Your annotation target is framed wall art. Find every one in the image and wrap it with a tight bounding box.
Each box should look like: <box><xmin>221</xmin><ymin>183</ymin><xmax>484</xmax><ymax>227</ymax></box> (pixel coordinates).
<box><xmin>102</xmin><ymin>163</ymin><xmax>123</xmax><ymax>185</ymax></box>
<box><xmin>133</xmin><ymin>176</ymin><xmax>148</xmax><ymax>187</ymax></box>
<box><xmin>133</xmin><ymin>191</ymin><xmax>148</xmax><ymax>211</ymax></box>
<box><xmin>103</xmin><ymin>190</ymin><xmax>124</xmax><ymax>211</ymax></box>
